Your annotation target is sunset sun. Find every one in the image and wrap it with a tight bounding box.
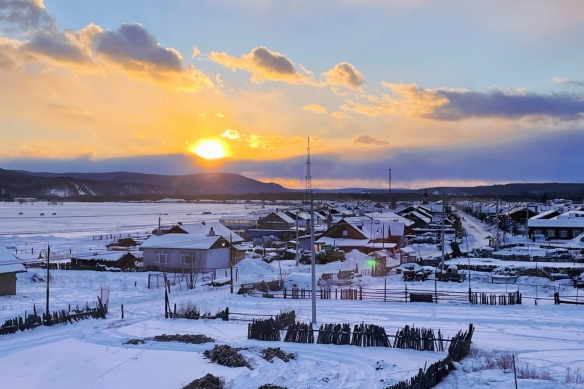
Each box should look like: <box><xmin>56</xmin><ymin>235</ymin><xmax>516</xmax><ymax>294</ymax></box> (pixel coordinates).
<box><xmin>191</xmin><ymin>139</ymin><xmax>226</xmax><ymax>160</ymax></box>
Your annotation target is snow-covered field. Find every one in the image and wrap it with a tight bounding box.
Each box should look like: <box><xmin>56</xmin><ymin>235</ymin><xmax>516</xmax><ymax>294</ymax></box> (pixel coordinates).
<box><xmin>1</xmin><ymin>202</ymin><xmax>584</xmax><ymax>388</ymax></box>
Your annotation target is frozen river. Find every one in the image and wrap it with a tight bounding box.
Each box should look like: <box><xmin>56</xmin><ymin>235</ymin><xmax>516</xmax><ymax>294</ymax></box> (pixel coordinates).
<box><xmin>0</xmin><ymin>201</ymin><xmax>256</xmax><ymax>238</ymax></box>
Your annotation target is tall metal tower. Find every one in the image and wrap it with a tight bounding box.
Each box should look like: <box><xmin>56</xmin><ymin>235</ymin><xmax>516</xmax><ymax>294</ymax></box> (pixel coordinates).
<box><xmin>304</xmin><ymin>137</ymin><xmax>311</xmax><ymax>202</ymax></box>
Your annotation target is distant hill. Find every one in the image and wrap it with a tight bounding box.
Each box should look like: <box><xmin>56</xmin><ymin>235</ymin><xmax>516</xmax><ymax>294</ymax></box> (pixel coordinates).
<box><xmin>2</xmin><ymin>167</ymin><xmax>583</xmax><ymax>200</ymax></box>
<box><xmin>0</xmin><ymin>169</ymin><xmax>288</xmax><ymax>198</ymax></box>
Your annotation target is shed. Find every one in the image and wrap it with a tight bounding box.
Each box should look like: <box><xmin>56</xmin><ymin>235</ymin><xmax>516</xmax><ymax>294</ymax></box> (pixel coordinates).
<box><xmin>0</xmin><ymin>246</ymin><xmax>26</xmax><ymax>296</ymax></box>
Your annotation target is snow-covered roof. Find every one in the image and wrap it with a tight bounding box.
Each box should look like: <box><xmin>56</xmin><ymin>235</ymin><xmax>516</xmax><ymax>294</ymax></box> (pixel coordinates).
<box><xmin>317</xmin><ymin>237</ymin><xmax>370</xmax><ymax>247</ymax></box>
<box><xmin>73</xmin><ymin>251</ymin><xmax>141</xmax><ymax>262</ymax></box>
<box><xmin>365</xmin><ymin>242</ymin><xmax>397</xmax><ymax>249</ymax></box>
<box><xmin>530</xmin><ymin>209</ymin><xmax>559</xmax><ymax>220</ymax></box>
<box><xmin>0</xmin><ymin>246</ymin><xmax>26</xmax><ymax>274</ymax></box>
<box><xmin>400</xmin><ymin>246</ymin><xmax>417</xmax><ymax>254</ymax></box>
<box><xmin>140</xmin><ymin>234</ymin><xmax>228</xmax><ymax>250</ymax></box>
<box><xmin>410</xmin><ymin>211</ymin><xmax>431</xmax><ymax>224</ymax></box>
<box><xmin>529</xmin><ymin>215</ymin><xmax>584</xmax><ymax>228</ymax></box>
<box><xmin>171</xmin><ymin>222</ymin><xmax>243</xmax><ymax>242</ymax></box>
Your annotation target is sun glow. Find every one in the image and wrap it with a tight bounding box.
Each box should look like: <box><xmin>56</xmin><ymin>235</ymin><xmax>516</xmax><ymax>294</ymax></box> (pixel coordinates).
<box><xmin>191</xmin><ymin>139</ymin><xmax>227</xmax><ymax>159</ymax></box>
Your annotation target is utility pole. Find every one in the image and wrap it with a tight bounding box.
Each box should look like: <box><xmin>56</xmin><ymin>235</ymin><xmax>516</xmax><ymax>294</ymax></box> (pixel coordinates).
<box><xmin>295</xmin><ymin>210</ymin><xmax>299</xmax><ymax>266</ymax></box>
<box><xmin>496</xmin><ymin>200</ymin><xmax>500</xmax><ymax>250</ymax></box>
<box><xmin>388</xmin><ymin>168</ymin><xmax>392</xmax><ymax>210</ymax></box>
<box><xmin>441</xmin><ymin>192</ymin><xmax>445</xmax><ymax>272</ymax></box>
<box><xmin>305</xmin><ymin>137</ymin><xmax>316</xmax><ymax>325</ymax></box>
<box><xmin>310</xmin><ymin>189</ymin><xmax>316</xmax><ymax>325</ymax></box>
<box><xmin>304</xmin><ymin>137</ymin><xmax>311</xmax><ymax>203</ymax></box>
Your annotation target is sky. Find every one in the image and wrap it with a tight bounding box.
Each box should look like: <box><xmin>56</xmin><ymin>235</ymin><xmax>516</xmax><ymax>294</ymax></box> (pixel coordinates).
<box><xmin>1</xmin><ymin>0</ymin><xmax>584</xmax><ymax>189</ymax></box>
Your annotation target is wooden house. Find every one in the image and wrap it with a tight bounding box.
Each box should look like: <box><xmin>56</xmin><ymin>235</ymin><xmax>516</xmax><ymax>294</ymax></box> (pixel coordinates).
<box><xmin>257</xmin><ymin>212</ymin><xmax>295</xmax><ymax>230</ymax></box>
<box><xmin>0</xmin><ymin>246</ymin><xmax>26</xmax><ymax>296</ymax></box>
<box><xmin>71</xmin><ymin>251</ymin><xmax>141</xmax><ymax>271</ymax></box>
<box><xmin>316</xmin><ymin>215</ymin><xmax>412</xmax><ymax>254</ymax></box>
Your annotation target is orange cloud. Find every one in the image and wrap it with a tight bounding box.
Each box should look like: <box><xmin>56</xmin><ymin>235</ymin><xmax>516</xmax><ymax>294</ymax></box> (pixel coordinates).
<box><xmin>302</xmin><ymin>103</ymin><xmax>327</xmax><ymax>114</ymax></box>
<box><xmin>209</xmin><ymin>46</ymin><xmax>315</xmax><ymax>85</ymax></box>
<box><xmin>341</xmin><ymin>83</ymin><xmax>447</xmax><ymax>117</ymax></box>
<box><xmin>330</xmin><ymin>111</ymin><xmax>351</xmax><ymax>119</ymax></box>
<box><xmin>94</xmin><ymin>24</ymin><xmax>213</xmax><ymax>92</ymax></box>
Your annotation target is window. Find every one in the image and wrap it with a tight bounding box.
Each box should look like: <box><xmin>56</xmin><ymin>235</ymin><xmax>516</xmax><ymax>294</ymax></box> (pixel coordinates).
<box><xmin>559</xmin><ymin>230</ymin><xmax>569</xmax><ymax>238</ymax></box>
<box><xmin>573</xmin><ymin>230</ymin><xmax>582</xmax><ymax>238</ymax></box>
<box><xmin>180</xmin><ymin>253</ymin><xmax>192</xmax><ymax>264</ymax></box>
<box><xmin>343</xmin><ymin>230</ymin><xmax>348</xmax><ymax>236</ymax></box>
<box><xmin>547</xmin><ymin>229</ymin><xmax>556</xmax><ymax>238</ymax></box>
<box><xmin>155</xmin><ymin>250</ymin><xmax>168</xmax><ymax>264</ymax></box>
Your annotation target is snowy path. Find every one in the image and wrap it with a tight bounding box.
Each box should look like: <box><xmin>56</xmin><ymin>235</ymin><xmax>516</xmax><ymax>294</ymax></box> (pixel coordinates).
<box><xmin>456</xmin><ymin>208</ymin><xmax>493</xmax><ymax>249</ymax></box>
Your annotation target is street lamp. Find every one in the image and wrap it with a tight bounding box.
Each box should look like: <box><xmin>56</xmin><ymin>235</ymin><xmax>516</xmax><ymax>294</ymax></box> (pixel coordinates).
<box><xmin>37</xmin><ymin>244</ymin><xmax>51</xmax><ymax>316</ymax></box>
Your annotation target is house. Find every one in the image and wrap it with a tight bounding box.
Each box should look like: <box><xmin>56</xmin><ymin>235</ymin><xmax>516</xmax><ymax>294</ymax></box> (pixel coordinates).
<box><xmin>71</xmin><ymin>251</ymin><xmax>141</xmax><ymax>271</ymax></box>
<box><xmin>528</xmin><ymin>210</ymin><xmax>584</xmax><ymax>240</ymax></box>
<box><xmin>166</xmin><ymin>221</ymin><xmax>244</xmax><ymax>244</ymax></box>
<box><xmin>0</xmin><ymin>246</ymin><xmax>26</xmax><ymax>296</ymax></box>
<box><xmin>219</xmin><ymin>215</ymin><xmax>260</xmax><ymax>230</ymax></box>
<box><xmin>257</xmin><ymin>212</ymin><xmax>295</xmax><ymax>230</ymax></box>
<box><xmin>316</xmin><ymin>214</ymin><xmax>413</xmax><ymax>254</ymax></box>
<box><xmin>140</xmin><ymin>233</ymin><xmax>232</xmax><ymax>272</ymax></box>
<box><xmin>398</xmin><ymin>205</ymin><xmax>433</xmax><ymax>229</ymax></box>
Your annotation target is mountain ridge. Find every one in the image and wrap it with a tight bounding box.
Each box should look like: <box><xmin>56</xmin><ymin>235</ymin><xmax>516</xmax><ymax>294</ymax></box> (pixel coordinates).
<box><xmin>1</xmin><ymin>168</ymin><xmax>583</xmax><ymax>199</ymax></box>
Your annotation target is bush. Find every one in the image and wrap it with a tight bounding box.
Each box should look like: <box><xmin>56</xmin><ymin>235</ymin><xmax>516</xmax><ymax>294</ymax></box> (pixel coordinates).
<box><xmin>468</xmin><ymin>347</ymin><xmax>553</xmax><ymax>381</ymax></box>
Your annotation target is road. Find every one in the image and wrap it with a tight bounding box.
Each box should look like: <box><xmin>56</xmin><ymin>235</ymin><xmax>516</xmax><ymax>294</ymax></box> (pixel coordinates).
<box><xmin>454</xmin><ymin>207</ymin><xmax>493</xmax><ymax>249</ymax></box>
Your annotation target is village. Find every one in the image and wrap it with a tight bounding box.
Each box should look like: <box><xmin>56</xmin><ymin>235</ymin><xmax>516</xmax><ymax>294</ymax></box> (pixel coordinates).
<box><xmin>1</xmin><ymin>195</ymin><xmax>584</xmax><ymax>388</ymax></box>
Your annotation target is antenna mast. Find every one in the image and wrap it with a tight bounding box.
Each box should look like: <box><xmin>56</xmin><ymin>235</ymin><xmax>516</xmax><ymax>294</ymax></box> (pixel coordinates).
<box><xmin>305</xmin><ymin>137</ymin><xmax>312</xmax><ymax>202</ymax></box>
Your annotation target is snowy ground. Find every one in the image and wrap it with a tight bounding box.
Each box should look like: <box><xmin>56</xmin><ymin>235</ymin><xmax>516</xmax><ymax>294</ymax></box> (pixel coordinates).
<box><xmin>1</xmin><ymin>203</ymin><xmax>584</xmax><ymax>388</ymax></box>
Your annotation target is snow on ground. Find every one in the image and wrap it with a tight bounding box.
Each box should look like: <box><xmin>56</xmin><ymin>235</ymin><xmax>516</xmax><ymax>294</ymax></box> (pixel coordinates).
<box><xmin>1</xmin><ymin>203</ymin><xmax>584</xmax><ymax>388</ymax></box>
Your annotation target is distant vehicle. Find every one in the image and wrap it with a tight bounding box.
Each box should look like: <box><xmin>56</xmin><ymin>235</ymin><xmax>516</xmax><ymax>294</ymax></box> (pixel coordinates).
<box><xmin>299</xmin><ymin>250</ymin><xmax>312</xmax><ymax>264</ymax></box>
<box><xmin>263</xmin><ymin>252</ymin><xmax>278</xmax><ymax>263</ymax></box>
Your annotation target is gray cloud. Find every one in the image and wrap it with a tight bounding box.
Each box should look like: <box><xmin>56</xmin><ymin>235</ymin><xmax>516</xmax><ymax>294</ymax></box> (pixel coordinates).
<box><xmin>23</xmin><ymin>30</ymin><xmax>93</xmax><ymax>64</ymax></box>
<box><xmin>3</xmin><ymin>129</ymin><xmax>584</xmax><ymax>185</ymax></box>
<box><xmin>352</xmin><ymin>134</ymin><xmax>389</xmax><ymax>145</ymax></box>
<box><xmin>209</xmin><ymin>46</ymin><xmax>314</xmax><ymax>84</ymax></box>
<box><xmin>0</xmin><ymin>0</ymin><xmax>55</xmax><ymax>31</ymax></box>
<box><xmin>94</xmin><ymin>23</ymin><xmax>183</xmax><ymax>72</ymax></box>
<box><xmin>251</xmin><ymin>46</ymin><xmax>295</xmax><ymax>75</ymax></box>
<box><xmin>430</xmin><ymin>89</ymin><xmax>584</xmax><ymax>121</ymax></box>
<box><xmin>322</xmin><ymin>62</ymin><xmax>364</xmax><ymax>89</ymax></box>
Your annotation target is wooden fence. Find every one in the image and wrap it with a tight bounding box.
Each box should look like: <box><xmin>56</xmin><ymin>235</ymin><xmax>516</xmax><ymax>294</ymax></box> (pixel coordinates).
<box><xmin>393</xmin><ymin>325</ymin><xmax>446</xmax><ymax>352</ymax></box>
<box><xmin>469</xmin><ymin>291</ymin><xmax>522</xmax><ymax>305</ymax></box>
<box><xmin>386</xmin><ymin>324</ymin><xmax>475</xmax><ymax>389</ymax></box>
<box><xmin>0</xmin><ymin>300</ymin><xmax>107</xmax><ymax>336</ymax></box>
<box><xmin>316</xmin><ymin>323</ymin><xmax>351</xmax><ymax>345</ymax></box>
<box><xmin>247</xmin><ymin>311</ymin><xmax>296</xmax><ymax>341</ymax></box>
<box><xmin>285</xmin><ymin>322</ymin><xmax>315</xmax><ymax>343</ymax></box>
<box><xmin>250</xmin><ymin>284</ymin><xmax>533</xmax><ymax>306</ymax></box>
<box><xmin>554</xmin><ymin>291</ymin><xmax>584</xmax><ymax>305</ymax></box>
<box><xmin>351</xmin><ymin>323</ymin><xmax>390</xmax><ymax>347</ymax></box>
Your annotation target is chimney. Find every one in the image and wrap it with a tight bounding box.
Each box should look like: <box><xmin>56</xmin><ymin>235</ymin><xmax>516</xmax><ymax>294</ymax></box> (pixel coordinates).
<box><xmin>208</xmin><ymin>227</ymin><xmax>215</xmax><ymax>236</ymax></box>
<box><xmin>202</xmin><ymin>221</ymin><xmax>206</xmax><ymax>225</ymax></box>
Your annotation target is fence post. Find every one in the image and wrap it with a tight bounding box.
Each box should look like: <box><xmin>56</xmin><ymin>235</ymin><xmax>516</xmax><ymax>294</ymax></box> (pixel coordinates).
<box><xmin>405</xmin><ymin>284</ymin><xmax>408</xmax><ymax>302</ymax></box>
<box><xmin>121</xmin><ymin>304</ymin><xmax>124</xmax><ymax>319</ymax></box>
<box><xmin>225</xmin><ymin>307</ymin><xmax>229</xmax><ymax>321</ymax></box>
<box><xmin>384</xmin><ymin>278</ymin><xmax>387</xmax><ymax>302</ymax></box>
<box><xmin>359</xmin><ymin>287</ymin><xmax>362</xmax><ymax>300</ymax></box>
<box><xmin>148</xmin><ymin>274</ymin><xmax>151</xmax><ymax>289</ymax></box>
<box><xmin>164</xmin><ymin>288</ymin><xmax>169</xmax><ymax>319</ymax></box>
